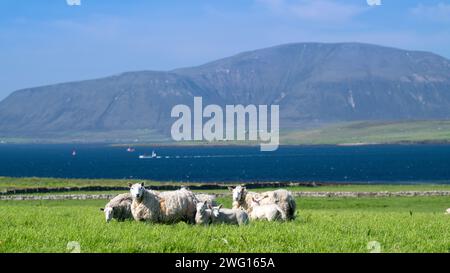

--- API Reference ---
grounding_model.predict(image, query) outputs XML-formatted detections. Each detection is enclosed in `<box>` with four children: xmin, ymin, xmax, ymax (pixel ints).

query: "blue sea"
<box><xmin>1</xmin><ymin>144</ymin><xmax>450</xmax><ymax>184</ymax></box>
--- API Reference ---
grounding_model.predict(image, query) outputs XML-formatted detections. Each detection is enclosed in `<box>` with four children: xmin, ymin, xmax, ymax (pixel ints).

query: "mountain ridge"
<box><xmin>1</xmin><ymin>42</ymin><xmax>450</xmax><ymax>141</ymax></box>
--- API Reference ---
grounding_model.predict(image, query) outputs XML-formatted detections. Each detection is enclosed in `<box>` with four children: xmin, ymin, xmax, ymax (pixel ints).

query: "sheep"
<box><xmin>100</xmin><ymin>193</ymin><xmax>133</xmax><ymax>222</ymax></box>
<box><xmin>445</xmin><ymin>208</ymin><xmax>450</xmax><ymax>215</ymax></box>
<box><xmin>129</xmin><ymin>183</ymin><xmax>197</xmax><ymax>224</ymax></box>
<box><xmin>179</xmin><ymin>186</ymin><xmax>217</xmax><ymax>207</ymax></box>
<box><xmin>248</xmin><ymin>196</ymin><xmax>286</xmax><ymax>221</ymax></box>
<box><xmin>195</xmin><ymin>201</ymin><xmax>212</xmax><ymax>225</ymax></box>
<box><xmin>211</xmin><ymin>205</ymin><xmax>249</xmax><ymax>226</ymax></box>
<box><xmin>194</xmin><ymin>193</ymin><xmax>217</xmax><ymax>207</ymax></box>
<box><xmin>229</xmin><ymin>185</ymin><xmax>296</xmax><ymax>220</ymax></box>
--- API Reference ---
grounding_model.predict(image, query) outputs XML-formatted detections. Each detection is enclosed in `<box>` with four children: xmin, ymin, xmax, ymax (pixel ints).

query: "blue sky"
<box><xmin>0</xmin><ymin>0</ymin><xmax>449</xmax><ymax>100</ymax></box>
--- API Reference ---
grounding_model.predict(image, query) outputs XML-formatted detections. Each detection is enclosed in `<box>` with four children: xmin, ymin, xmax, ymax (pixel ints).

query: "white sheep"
<box><xmin>100</xmin><ymin>193</ymin><xmax>133</xmax><ymax>222</ymax></box>
<box><xmin>179</xmin><ymin>186</ymin><xmax>217</xmax><ymax>207</ymax></box>
<box><xmin>445</xmin><ymin>208</ymin><xmax>450</xmax><ymax>215</ymax></box>
<box><xmin>129</xmin><ymin>183</ymin><xmax>197</xmax><ymax>224</ymax></box>
<box><xmin>211</xmin><ymin>205</ymin><xmax>249</xmax><ymax>226</ymax></box>
<box><xmin>195</xmin><ymin>201</ymin><xmax>212</xmax><ymax>225</ymax></box>
<box><xmin>229</xmin><ymin>185</ymin><xmax>296</xmax><ymax>220</ymax></box>
<box><xmin>248</xmin><ymin>196</ymin><xmax>286</xmax><ymax>221</ymax></box>
<box><xmin>194</xmin><ymin>193</ymin><xmax>217</xmax><ymax>207</ymax></box>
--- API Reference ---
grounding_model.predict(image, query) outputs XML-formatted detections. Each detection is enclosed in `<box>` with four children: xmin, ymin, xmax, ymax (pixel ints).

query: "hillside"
<box><xmin>1</xmin><ymin>42</ymin><xmax>450</xmax><ymax>142</ymax></box>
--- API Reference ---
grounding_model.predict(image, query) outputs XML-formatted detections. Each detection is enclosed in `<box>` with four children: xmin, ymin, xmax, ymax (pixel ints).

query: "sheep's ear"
<box><xmin>227</xmin><ymin>186</ymin><xmax>234</xmax><ymax>191</ymax></box>
<box><xmin>203</xmin><ymin>201</ymin><xmax>208</xmax><ymax>205</ymax></box>
<box><xmin>208</xmin><ymin>204</ymin><xmax>212</xmax><ymax>209</ymax></box>
<box><xmin>100</xmin><ymin>208</ymin><xmax>104</xmax><ymax>211</ymax></box>
<box><xmin>218</xmin><ymin>204</ymin><xmax>223</xmax><ymax>209</ymax></box>
<box><xmin>128</xmin><ymin>183</ymin><xmax>132</xmax><ymax>188</ymax></box>
<box><xmin>141</xmin><ymin>182</ymin><xmax>145</xmax><ymax>187</ymax></box>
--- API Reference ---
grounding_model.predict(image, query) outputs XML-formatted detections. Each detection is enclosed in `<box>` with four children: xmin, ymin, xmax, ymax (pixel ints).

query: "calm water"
<box><xmin>0</xmin><ymin>144</ymin><xmax>450</xmax><ymax>184</ymax></box>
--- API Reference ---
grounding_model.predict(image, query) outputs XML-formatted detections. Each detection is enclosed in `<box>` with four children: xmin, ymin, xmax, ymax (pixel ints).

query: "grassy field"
<box><xmin>4</xmin><ymin>120</ymin><xmax>450</xmax><ymax>145</ymax></box>
<box><xmin>281</xmin><ymin>120</ymin><xmax>450</xmax><ymax>145</ymax></box>
<box><xmin>1</xmin><ymin>195</ymin><xmax>450</xmax><ymax>253</ymax></box>
<box><xmin>3</xmin><ymin>176</ymin><xmax>450</xmax><ymax>193</ymax></box>
<box><xmin>1</xmin><ymin>177</ymin><xmax>450</xmax><ymax>253</ymax></box>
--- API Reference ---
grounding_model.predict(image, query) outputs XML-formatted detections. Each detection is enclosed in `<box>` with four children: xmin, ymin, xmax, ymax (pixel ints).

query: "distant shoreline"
<box><xmin>110</xmin><ymin>140</ymin><xmax>450</xmax><ymax>148</ymax></box>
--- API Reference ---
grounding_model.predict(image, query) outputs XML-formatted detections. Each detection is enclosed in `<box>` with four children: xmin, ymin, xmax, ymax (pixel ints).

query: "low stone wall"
<box><xmin>2</xmin><ymin>191</ymin><xmax>450</xmax><ymax>201</ymax></box>
<box><xmin>0</xmin><ymin>194</ymin><xmax>116</xmax><ymax>201</ymax></box>
<box><xmin>0</xmin><ymin>182</ymin><xmax>323</xmax><ymax>196</ymax></box>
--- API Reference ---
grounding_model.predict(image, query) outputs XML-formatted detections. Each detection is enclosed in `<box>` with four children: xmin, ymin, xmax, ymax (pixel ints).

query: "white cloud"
<box><xmin>66</xmin><ymin>0</ymin><xmax>81</xmax><ymax>6</ymax></box>
<box><xmin>257</xmin><ymin>0</ymin><xmax>367</xmax><ymax>23</ymax></box>
<box><xmin>410</xmin><ymin>3</ymin><xmax>450</xmax><ymax>22</ymax></box>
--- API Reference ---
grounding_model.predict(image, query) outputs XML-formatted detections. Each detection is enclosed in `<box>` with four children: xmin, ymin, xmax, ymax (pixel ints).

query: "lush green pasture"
<box><xmin>1</xmin><ymin>196</ymin><xmax>449</xmax><ymax>253</ymax></box>
<box><xmin>281</xmin><ymin>120</ymin><xmax>450</xmax><ymax>145</ymax></box>
<box><xmin>2</xmin><ymin>176</ymin><xmax>450</xmax><ymax>193</ymax></box>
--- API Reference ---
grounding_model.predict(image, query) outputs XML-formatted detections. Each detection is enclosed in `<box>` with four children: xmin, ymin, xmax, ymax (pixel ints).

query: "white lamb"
<box><xmin>129</xmin><ymin>183</ymin><xmax>197</xmax><ymax>224</ymax></box>
<box><xmin>195</xmin><ymin>201</ymin><xmax>212</xmax><ymax>225</ymax></box>
<box><xmin>100</xmin><ymin>193</ymin><xmax>133</xmax><ymax>222</ymax></box>
<box><xmin>211</xmin><ymin>205</ymin><xmax>249</xmax><ymax>226</ymax></box>
<box><xmin>248</xmin><ymin>197</ymin><xmax>286</xmax><ymax>221</ymax></box>
<box><xmin>229</xmin><ymin>185</ymin><xmax>296</xmax><ymax>220</ymax></box>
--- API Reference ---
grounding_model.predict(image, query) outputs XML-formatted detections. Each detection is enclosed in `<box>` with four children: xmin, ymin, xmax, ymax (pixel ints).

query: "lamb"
<box><xmin>229</xmin><ymin>185</ymin><xmax>296</xmax><ymax>220</ymax></box>
<box><xmin>211</xmin><ymin>205</ymin><xmax>249</xmax><ymax>226</ymax></box>
<box><xmin>248</xmin><ymin>197</ymin><xmax>286</xmax><ymax>221</ymax></box>
<box><xmin>100</xmin><ymin>193</ymin><xmax>133</xmax><ymax>222</ymax></box>
<box><xmin>129</xmin><ymin>183</ymin><xmax>197</xmax><ymax>224</ymax></box>
<box><xmin>195</xmin><ymin>201</ymin><xmax>212</xmax><ymax>225</ymax></box>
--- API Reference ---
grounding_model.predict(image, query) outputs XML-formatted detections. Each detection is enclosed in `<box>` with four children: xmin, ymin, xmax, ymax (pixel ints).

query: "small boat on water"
<box><xmin>139</xmin><ymin>150</ymin><xmax>157</xmax><ymax>159</ymax></box>
<box><xmin>126</xmin><ymin>147</ymin><xmax>135</xmax><ymax>152</ymax></box>
<box><xmin>72</xmin><ymin>149</ymin><xmax>77</xmax><ymax>156</ymax></box>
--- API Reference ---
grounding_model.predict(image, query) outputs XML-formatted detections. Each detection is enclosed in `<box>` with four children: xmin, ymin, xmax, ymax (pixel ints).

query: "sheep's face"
<box><xmin>211</xmin><ymin>205</ymin><xmax>222</xmax><ymax>218</ymax></box>
<box><xmin>130</xmin><ymin>183</ymin><xmax>145</xmax><ymax>200</ymax></box>
<box><xmin>104</xmin><ymin>207</ymin><xmax>114</xmax><ymax>222</ymax></box>
<box><xmin>232</xmin><ymin>186</ymin><xmax>246</xmax><ymax>203</ymax></box>
<box><xmin>196</xmin><ymin>202</ymin><xmax>207</xmax><ymax>214</ymax></box>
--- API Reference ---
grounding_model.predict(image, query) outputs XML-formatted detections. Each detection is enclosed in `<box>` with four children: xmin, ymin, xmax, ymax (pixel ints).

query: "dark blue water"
<box><xmin>0</xmin><ymin>144</ymin><xmax>450</xmax><ymax>184</ymax></box>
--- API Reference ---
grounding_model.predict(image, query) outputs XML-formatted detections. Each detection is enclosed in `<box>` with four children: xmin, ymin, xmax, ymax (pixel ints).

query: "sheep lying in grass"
<box><xmin>100</xmin><ymin>193</ymin><xmax>133</xmax><ymax>222</ymax></box>
<box><xmin>194</xmin><ymin>193</ymin><xmax>217</xmax><ymax>207</ymax></box>
<box><xmin>129</xmin><ymin>183</ymin><xmax>197</xmax><ymax>224</ymax></box>
<box><xmin>248</xmin><ymin>197</ymin><xmax>286</xmax><ymax>221</ymax></box>
<box><xmin>211</xmin><ymin>205</ymin><xmax>249</xmax><ymax>226</ymax></box>
<box><xmin>229</xmin><ymin>185</ymin><xmax>296</xmax><ymax>220</ymax></box>
<box><xmin>195</xmin><ymin>201</ymin><xmax>212</xmax><ymax>225</ymax></box>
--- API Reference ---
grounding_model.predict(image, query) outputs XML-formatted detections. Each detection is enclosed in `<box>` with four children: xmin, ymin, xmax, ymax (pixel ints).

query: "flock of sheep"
<box><xmin>100</xmin><ymin>183</ymin><xmax>296</xmax><ymax>225</ymax></box>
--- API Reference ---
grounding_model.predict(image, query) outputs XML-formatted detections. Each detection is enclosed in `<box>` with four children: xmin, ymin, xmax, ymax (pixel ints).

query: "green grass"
<box><xmin>1</xmin><ymin>196</ymin><xmax>450</xmax><ymax>253</ymax></box>
<box><xmin>3</xmin><ymin>120</ymin><xmax>450</xmax><ymax>145</ymax></box>
<box><xmin>2</xmin><ymin>177</ymin><xmax>450</xmax><ymax>194</ymax></box>
<box><xmin>0</xmin><ymin>177</ymin><xmax>169</xmax><ymax>192</ymax></box>
<box><xmin>281</xmin><ymin>120</ymin><xmax>450</xmax><ymax>145</ymax></box>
